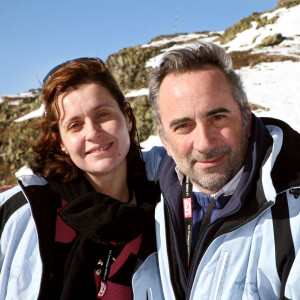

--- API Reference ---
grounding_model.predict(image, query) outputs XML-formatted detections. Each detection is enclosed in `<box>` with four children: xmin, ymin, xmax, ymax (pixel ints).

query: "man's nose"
<box><xmin>193</xmin><ymin>123</ymin><xmax>215</xmax><ymax>153</ymax></box>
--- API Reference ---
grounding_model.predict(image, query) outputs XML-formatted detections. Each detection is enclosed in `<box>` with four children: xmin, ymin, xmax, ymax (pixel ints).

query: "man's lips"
<box><xmin>194</xmin><ymin>154</ymin><xmax>225</xmax><ymax>167</ymax></box>
<box><xmin>86</xmin><ymin>142</ymin><xmax>113</xmax><ymax>154</ymax></box>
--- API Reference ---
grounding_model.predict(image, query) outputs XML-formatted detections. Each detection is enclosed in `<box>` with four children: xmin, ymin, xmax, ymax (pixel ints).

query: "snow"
<box><xmin>125</xmin><ymin>88</ymin><xmax>148</xmax><ymax>98</ymax></box>
<box><xmin>145</xmin><ymin>32</ymin><xmax>221</xmax><ymax>69</ymax></box>
<box><xmin>1</xmin><ymin>91</ymin><xmax>37</xmax><ymax>99</ymax></box>
<box><xmin>142</xmin><ymin>33</ymin><xmax>203</xmax><ymax>48</ymax></box>
<box><xmin>238</xmin><ymin>60</ymin><xmax>300</xmax><ymax>132</ymax></box>
<box><xmin>8</xmin><ymin>100</ymin><xmax>23</xmax><ymax>106</ymax></box>
<box><xmin>14</xmin><ymin>104</ymin><xmax>45</xmax><ymax>122</ymax></box>
<box><xmin>130</xmin><ymin>58</ymin><xmax>300</xmax><ymax>133</ymax></box>
<box><xmin>141</xmin><ymin>32</ymin><xmax>222</xmax><ymax>49</ymax></box>
<box><xmin>140</xmin><ymin>135</ymin><xmax>163</xmax><ymax>151</ymax></box>
<box><xmin>224</xmin><ymin>5</ymin><xmax>300</xmax><ymax>53</ymax></box>
<box><xmin>141</xmin><ymin>4</ymin><xmax>300</xmax><ymax>134</ymax></box>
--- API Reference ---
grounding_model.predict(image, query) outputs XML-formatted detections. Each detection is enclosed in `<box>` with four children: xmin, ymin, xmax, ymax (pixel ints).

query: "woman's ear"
<box><xmin>54</xmin><ymin>133</ymin><xmax>69</xmax><ymax>154</ymax></box>
<box><xmin>127</xmin><ymin>115</ymin><xmax>133</xmax><ymax>132</ymax></box>
<box><xmin>124</xmin><ymin>102</ymin><xmax>133</xmax><ymax>132</ymax></box>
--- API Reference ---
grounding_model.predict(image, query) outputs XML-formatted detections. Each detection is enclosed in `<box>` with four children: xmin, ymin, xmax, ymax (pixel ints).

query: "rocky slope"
<box><xmin>0</xmin><ymin>0</ymin><xmax>299</xmax><ymax>185</ymax></box>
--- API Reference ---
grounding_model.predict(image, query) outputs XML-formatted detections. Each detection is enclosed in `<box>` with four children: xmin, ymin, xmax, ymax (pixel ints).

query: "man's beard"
<box><xmin>187</xmin><ymin>146</ymin><xmax>238</xmax><ymax>191</ymax></box>
<box><xmin>171</xmin><ymin>132</ymin><xmax>249</xmax><ymax>193</ymax></box>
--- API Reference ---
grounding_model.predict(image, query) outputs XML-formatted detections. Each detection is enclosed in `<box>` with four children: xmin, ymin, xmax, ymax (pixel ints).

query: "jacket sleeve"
<box><xmin>284</xmin><ymin>251</ymin><xmax>300</xmax><ymax>299</ymax></box>
<box><xmin>142</xmin><ymin>146</ymin><xmax>167</xmax><ymax>183</ymax></box>
<box><xmin>0</xmin><ymin>185</ymin><xmax>41</xmax><ymax>300</ymax></box>
<box><xmin>0</xmin><ymin>186</ymin><xmax>26</xmax><ymax>298</ymax></box>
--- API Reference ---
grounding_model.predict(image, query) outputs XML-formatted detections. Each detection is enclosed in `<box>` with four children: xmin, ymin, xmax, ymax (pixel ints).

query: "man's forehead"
<box><xmin>158</xmin><ymin>68</ymin><xmax>234</xmax><ymax>105</ymax></box>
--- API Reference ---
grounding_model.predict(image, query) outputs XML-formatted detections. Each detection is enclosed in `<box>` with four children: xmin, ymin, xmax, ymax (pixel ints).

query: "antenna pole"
<box><xmin>174</xmin><ymin>12</ymin><xmax>179</xmax><ymax>34</ymax></box>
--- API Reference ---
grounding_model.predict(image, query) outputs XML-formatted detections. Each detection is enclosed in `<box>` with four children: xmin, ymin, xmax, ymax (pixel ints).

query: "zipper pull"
<box><xmin>289</xmin><ymin>188</ymin><xmax>300</xmax><ymax>199</ymax></box>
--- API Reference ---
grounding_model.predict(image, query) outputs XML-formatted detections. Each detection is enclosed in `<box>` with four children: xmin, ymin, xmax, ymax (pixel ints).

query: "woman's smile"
<box><xmin>86</xmin><ymin>142</ymin><xmax>113</xmax><ymax>155</ymax></box>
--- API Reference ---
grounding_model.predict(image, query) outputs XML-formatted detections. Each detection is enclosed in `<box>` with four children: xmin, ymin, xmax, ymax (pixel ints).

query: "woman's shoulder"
<box><xmin>18</xmin><ymin>174</ymin><xmax>48</xmax><ymax>187</ymax></box>
<box><xmin>0</xmin><ymin>175</ymin><xmax>48</xmax><ymax>211</ymax></box>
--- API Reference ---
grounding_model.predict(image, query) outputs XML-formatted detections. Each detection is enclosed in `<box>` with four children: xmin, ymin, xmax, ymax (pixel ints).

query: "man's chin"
<box><xmin>192</xmin><ymin>172</ymin><xmax>230</xmax><ymax>193</ymax></box>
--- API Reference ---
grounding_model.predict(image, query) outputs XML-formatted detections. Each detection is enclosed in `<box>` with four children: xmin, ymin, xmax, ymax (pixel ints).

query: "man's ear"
<box><xmin>158</xmin><ymin>126</ymin><xmax>173</xmax><ymax>157</ymax></box>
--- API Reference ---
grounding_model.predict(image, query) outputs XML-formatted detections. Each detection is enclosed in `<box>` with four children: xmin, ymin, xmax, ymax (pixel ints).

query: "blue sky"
<box><xmin>0</xmin><ymin>0</ymin><xmax>279</xmax><ymax>95</ymax></box>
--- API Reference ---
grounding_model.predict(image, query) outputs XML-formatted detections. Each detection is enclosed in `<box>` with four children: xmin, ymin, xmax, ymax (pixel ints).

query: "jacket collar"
<box><xmin>262</xmin><ymin>117</ymin><xmax>300</xmax><ymax>192</ymax></box>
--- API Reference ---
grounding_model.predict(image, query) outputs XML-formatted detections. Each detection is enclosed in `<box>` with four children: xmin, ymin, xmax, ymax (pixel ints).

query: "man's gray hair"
<box><xmin>148</xmin><ymin>42</ymin><xmax>250</xmax><ymax>134</ymax></box>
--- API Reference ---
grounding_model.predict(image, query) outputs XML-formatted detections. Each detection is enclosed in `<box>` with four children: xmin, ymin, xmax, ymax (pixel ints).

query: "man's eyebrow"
<box><xmin>169</xmin><ymin>117</ymin><xmax>191</xmax><ymax>129</ymax></box>
<box><xmin>168</xmin><ymin>108</ymin><xmax>230</xmax><ymax>129</ymax></box>
<box><xmin>205</xmin><ymin>108</ymin><xmax>230</xmax><ymax>117</ymax></box>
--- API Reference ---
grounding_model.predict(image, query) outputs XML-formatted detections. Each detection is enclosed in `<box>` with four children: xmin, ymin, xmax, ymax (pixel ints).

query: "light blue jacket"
<box><xmin>133</xmin><ymin>121</ymin><xmax>300</xmax><ymax>300</ymax></box>
<box><xmin>0</xmin><ymin>176</ymin><xmax>47</xmax><ymax>300</ymax></box>
<box><xmin>0</xmin><ymin>147</ymin><xmax>168</xmax><ymax>300</ymax></box>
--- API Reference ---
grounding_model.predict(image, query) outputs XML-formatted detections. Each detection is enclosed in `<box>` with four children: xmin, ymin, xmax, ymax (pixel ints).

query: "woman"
<box><xmin>0</xmin><ymin>58</ymin><xmax>163</xmax><ymax>299</ymax></box>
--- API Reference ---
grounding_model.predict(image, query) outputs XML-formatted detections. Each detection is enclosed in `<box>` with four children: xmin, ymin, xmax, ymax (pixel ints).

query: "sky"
<box><xmin>0</xmin><ymin>0</ymin><xmax>279</xmax><ymax>95</ymax></box>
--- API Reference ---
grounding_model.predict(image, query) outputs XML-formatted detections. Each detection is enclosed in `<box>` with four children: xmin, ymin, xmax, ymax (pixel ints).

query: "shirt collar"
<box><xmin>175</xmin><ymin>165</ymin><xmax>244</xmax><ymax>199</ymax></box>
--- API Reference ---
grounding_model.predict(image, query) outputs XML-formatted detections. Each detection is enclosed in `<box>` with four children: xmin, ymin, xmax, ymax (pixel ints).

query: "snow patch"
<box><xmin>14</xmin><ymin>104</ymin><xmax>45</xmax><ymax>122</ymax></box>
<box><xmin>125</xmin><ymin>88</ymin><xmax>148</xmax><ymax>98</ymax></box>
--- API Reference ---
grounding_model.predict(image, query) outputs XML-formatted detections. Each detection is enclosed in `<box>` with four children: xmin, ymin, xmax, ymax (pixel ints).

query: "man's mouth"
<box><xmin>195</xmin><ymin>155</ymin><xmax>225</xmax><ymax>167</ymax></box>
<box><xmin>190</xmin><ymin>147</ymin><xmax>231</xmax><ymax>168</ymax></box>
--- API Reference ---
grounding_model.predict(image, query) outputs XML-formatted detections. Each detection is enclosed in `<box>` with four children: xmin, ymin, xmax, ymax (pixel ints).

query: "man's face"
<box><xmin>158</xmin><ymin>65</ymin><xmax>251</xmax><ymax>194</ymax></box>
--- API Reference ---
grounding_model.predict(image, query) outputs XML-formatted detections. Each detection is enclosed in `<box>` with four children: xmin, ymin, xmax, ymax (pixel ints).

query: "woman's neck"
<box><xmin>84</xmin><ymin>161</ymin><xmax>130</xmax><ymax>203</ymax></box>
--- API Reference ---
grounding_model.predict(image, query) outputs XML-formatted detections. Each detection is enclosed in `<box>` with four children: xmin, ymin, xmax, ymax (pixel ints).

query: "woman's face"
<box><xmin>57</xmin><ymin>83</ymin><xmax>132</xmax><ymax>181</ymax></box>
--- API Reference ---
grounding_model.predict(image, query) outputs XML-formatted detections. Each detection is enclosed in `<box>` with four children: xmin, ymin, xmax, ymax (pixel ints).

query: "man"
<box><xmin>133</xmin><ymin>42</ymin><xmax>300</xmax><ymax>299</ymax></box>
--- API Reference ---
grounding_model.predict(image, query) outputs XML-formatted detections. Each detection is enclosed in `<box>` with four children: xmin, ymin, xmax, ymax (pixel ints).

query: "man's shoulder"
<box><xmin>261</xmin><ymin>117</ymin><xmax>300</xmax><ymax>138</ymax></box>
<box><xmin>260</xmin><ymin>117</ymin><xmax>300</xmax><ymax>192</ymax></box>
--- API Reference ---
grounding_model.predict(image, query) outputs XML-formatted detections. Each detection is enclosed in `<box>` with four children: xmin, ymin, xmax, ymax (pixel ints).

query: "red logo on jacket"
<box><xmin>97</xmin><ymin>281</ymin><xmax>107</xmax><ymax>298</ymax></box>
<box><xmin>183</xmin><ymin>198</ymin><xmax>192</xmax><ymax>218</ymax></box>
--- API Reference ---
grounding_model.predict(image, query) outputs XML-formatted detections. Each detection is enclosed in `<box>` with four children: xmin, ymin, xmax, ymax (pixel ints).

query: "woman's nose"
<box><xmin>85</xmin><ymin>120</ymin><xmax>102</xmax><ymax>141</ymax></box>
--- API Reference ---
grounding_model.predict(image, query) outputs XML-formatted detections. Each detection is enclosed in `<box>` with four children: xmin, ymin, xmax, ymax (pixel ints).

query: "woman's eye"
<box><xmin>69</xmin><ymin>123</ymin><xmax>81</xmax><ymax>130</ymax></box>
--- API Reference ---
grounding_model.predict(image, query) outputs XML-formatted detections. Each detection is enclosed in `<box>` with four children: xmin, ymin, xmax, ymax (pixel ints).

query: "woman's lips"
<box><xmin>86</xmin><ymin>142</ymin><xmax>113</xmax><ymax>155</ymax></box>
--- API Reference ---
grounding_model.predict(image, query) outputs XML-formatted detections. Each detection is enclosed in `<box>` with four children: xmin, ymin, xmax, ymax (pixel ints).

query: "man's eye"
<box><xmin>174</xmin><ymin>123</ymin><xmax>188</xmax><ymax>131</ymax></box>
<box><xmin>214</xmin><ymin>114</ymin><xmax>225</xmax><ymax>120</ymax></box>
